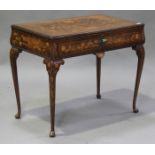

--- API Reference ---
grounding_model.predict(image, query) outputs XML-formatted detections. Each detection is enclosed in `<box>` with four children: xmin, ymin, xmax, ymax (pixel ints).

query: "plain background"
<box><xmin>0</xmin><ymin>11</ymin><xmax>155</xmax><ymax>143</ymax></box>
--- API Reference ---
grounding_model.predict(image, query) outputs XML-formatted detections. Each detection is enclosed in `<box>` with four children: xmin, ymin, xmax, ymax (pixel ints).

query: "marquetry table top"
<box><xmin>12</xmin><ymin>15</ymin><xmax>138</xmax><ymax>39</ymax></box>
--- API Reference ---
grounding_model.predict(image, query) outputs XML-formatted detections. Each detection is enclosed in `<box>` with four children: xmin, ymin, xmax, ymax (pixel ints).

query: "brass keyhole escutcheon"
<box><xmin>99</xmin><ymin>37</ymin><xmax>107</xmax><ymax>45</ymax></box>
<box><xmin>101</xmin><ymin>38</ymin><xmax>107</xmax><ymax>43</ymax></box>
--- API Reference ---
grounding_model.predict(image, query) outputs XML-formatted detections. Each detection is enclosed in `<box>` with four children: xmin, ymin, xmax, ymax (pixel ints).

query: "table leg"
<box><xmin>96</xmin><ymin>52</ymin><xmax>105</xmax><ymax>99</ymax></box>
<box><xmin>132</xmin><ymin>45</ymin><xmax>145</xmax><ymax>113</ymax></box>
<box><xmin>10</xmin><ymin>47</ymin><xmax>22</xmax><ymax>119</ymax></box>
<box><xmin>44</xmin><ymin>59</ymin><xmax>64</xmax><ymax>137</ymax></box>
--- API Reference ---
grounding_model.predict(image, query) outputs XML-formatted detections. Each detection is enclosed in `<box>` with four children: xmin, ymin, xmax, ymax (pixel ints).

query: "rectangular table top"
<box><xmin>12</xmin><ymin>15</ymin><xmax>140</xmax><ymax>39</ymax></box>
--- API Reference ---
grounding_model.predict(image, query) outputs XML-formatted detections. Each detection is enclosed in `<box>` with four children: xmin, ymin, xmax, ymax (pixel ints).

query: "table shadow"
<box><xmin>24</xmin><ymin>88</ymin><xmax>155</xmax><ymax>136</ymax></box>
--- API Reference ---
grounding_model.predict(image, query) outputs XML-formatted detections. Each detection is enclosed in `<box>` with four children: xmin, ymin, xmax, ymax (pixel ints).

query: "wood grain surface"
<box><xmin>12</xmin><ymin>15</ymin><xmax>138</xmax><ymax>38</ymax></box>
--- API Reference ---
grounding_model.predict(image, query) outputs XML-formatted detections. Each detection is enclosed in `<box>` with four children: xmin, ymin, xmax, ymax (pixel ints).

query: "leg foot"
<box><xmin>15</xmin><ymin>112</ymin><xmax>21</xmax><ymax>119</ymax></box>
<box><xmin>133</xmin><ymin>109</ymin><xmax>139</xmax><ymax>113</ymax></box>
<box><xmin>96</xmin><ymin>94</ymin><xmax>101</xmax><ymax>99</ymax></box>
<box><xmin>49</xmin><ymin>130</ymin><xmax>56</xmax><ymax>137</ymax></box>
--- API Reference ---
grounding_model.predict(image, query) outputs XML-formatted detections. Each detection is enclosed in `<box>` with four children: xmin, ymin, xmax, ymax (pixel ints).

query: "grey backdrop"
<box><xmin>0</xmin><ymin>11</ymin><xmax>155</xmax><ymax>143</ymax></box>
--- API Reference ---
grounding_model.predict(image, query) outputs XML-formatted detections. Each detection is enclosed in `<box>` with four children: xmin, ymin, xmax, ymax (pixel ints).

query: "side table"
<box><xmin>10</xmin><ymin>15</ymin><xmax>145</xmax><ymax>137</ymax></box>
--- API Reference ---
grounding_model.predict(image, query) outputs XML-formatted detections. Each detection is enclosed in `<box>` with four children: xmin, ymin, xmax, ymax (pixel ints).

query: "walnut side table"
<box><xmin>10</xmin><ymin>15</ymin><xmax>145</xmax><ymax>137</ymax></box>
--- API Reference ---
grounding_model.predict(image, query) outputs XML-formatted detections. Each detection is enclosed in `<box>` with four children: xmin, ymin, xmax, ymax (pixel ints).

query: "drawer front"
<box><xmin>57</xmin><ymin>36</ymin><xmax>103</xmax><ymax>58</ymax></box>
<box><xmin>57</xmin><ymin>26</ymin><xmax>145</xmax><ymax>59</ymax></box>
<box><xmin>11</xmin><ymin>29</ymin><xmax>51</xmax><ymax>58</ymax></box>
<box><xmin>103</xmin><ymin>27</ymin><xmax>145</xmax><ymax>50</ymax></box>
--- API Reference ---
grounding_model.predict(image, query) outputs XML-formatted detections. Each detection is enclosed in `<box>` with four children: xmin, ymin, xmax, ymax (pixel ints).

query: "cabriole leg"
<box><xmin>10</xmin><ymin>47</ymin><xmax>22</xmax><ymax>119</ymax></box>
<box><xmin>44</xmin><ymin>59</ymin><xmax>64</xmax><ymax>137</ymax></box>
<box><xmin>132</xmin><ymin>45</ymin><xmax>145</xmax><ymax>113</ymax></box>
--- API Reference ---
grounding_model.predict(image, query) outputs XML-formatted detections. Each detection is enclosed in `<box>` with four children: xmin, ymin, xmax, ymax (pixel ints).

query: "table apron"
<box><xmin>10</xmin><ymin>26</ymin><xmax>145</xmax><ymax>60</ymax></box>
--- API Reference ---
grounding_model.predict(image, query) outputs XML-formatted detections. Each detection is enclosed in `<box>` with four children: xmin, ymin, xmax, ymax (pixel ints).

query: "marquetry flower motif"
<box><xmin>60</xmin><ymin>39</ymin><xmax>99</xmax><ymax>53</ymax></box>
<box><xmin>11</xmin><ymin>31</ymin><xmax>51</xmax><ymax>56</ymax></box>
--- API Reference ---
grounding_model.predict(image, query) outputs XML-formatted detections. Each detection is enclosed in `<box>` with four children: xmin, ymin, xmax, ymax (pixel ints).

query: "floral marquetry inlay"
<box><xmin>12</xmin><ymin>15</ymin><xmax>136</xmax><ymax>38</ymax></box>
<box><xmin>103</xmin><ymin>30</ymin><xmax>144</xmax><ymax>50</ymax></box>
<box><xmin>59</xmin><ymin>38</ymin><xmax>100</xmax><ymax>53</ymax></box>
<box><xmin>11</xmin><ymin>31</ymin><xmax>51</xmax><ymax>57</ymax></box>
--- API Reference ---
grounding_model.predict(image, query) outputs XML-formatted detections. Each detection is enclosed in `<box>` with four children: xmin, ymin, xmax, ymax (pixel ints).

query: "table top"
<box><xmin>12</xmin><ymin>15</ymin><xmax>140</xmax><ymax>39</ymax></box>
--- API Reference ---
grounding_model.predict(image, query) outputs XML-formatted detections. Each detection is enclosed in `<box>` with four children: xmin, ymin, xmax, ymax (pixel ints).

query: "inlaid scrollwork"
<box><xmin>59</xmin><ymin>38</ymin><xmax>99</xmax><ymax>53</ymax></box>
<box><xmin>11</xmin><ymin>30</ymin><xmax>51</xmax><ymax>57</ymax></box>
<box><xmin>104</xmin><ymin>31</ymin><xmax>144</xmax><ymax>49</ymax></box>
